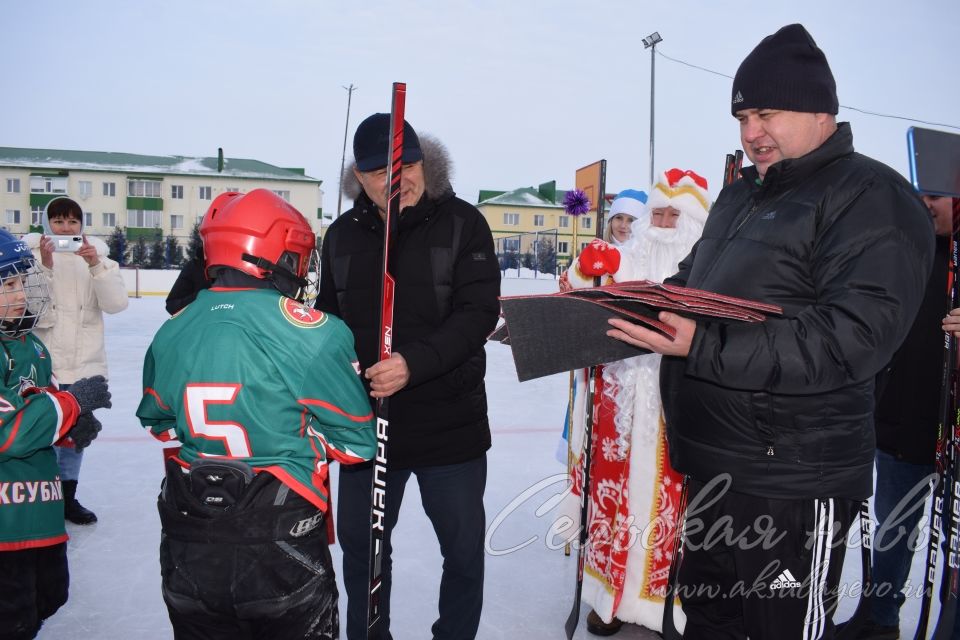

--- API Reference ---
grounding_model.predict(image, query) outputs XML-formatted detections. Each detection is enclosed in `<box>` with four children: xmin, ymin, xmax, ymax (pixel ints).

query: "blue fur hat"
<box><xmin>606</xmin><ymin>189</ymin><xmax>648</xmax><ymax>223</ymax></box>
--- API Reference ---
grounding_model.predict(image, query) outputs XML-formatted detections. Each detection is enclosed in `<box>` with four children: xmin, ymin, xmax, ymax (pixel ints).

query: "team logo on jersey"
<box><xmin>18</xmin><ymin>368</ymin><xmax>38</xmax><ymax>395</ymax></box>
<box><xmin>280</xmin><ymin>298</ymin><xmax>327</xmax><ymax>329</ymax></box>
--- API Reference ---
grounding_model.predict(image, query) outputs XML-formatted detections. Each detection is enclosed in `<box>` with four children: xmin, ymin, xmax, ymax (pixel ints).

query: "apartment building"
<box><xmin>0</xmin><ymin>147</ymin><xmax>324</xmax><ymax>242</ymax></box>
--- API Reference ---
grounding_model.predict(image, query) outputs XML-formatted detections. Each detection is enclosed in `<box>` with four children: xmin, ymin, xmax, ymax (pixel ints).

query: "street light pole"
<box><xmin>336</xmin><ymin>83</ymin><xmax>357</xmax><ymax>218</ymax></box>
<box><xmin>642</xmin><ymin>32</ymin><xmax>662</xmax><ymax>186</ymax></box>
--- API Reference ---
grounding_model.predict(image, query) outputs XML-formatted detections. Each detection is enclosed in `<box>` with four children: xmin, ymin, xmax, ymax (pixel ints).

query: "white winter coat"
<box><xmin>23</xmin><ymin>234</ymin><xmax>129</xmax><ymax>383</ymax></box>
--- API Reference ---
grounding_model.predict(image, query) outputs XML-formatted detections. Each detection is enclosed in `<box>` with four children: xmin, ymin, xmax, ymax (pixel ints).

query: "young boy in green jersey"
<box><xmin>137</xmin><ymin>190</ymin><xmax>376</xmax><ymax>640</ymax></box>
<box><xmin>0</xmin><ymin>229</ymin><xmax>112</xmax><ymax>638</ymax></box>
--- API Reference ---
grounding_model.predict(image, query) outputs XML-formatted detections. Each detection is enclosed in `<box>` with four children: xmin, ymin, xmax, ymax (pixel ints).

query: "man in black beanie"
<box><xmin>317</xmin><ymin>114</ymin><xmax>500</xmax><ymax>639</ymax></box>
<box><xmin>606</xmin><ymin>23</ymin><xmax>935</xmax><ymax>639</ymax></box>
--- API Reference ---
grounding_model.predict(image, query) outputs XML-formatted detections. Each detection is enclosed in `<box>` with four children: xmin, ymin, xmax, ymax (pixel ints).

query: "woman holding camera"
<box><xmin>23</xmin><ymin>196</ymin><xmax>128</xmax><ymax>525</ymax></box>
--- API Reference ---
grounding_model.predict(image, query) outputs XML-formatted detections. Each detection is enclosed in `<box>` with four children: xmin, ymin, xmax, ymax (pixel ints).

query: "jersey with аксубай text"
<box><xmin>0</xmin><ymin>333</ymin><xmax>81</xmax><ymax>550</ymax></box>
<box><xmin>136</xmin><ymin>287</ymin><xmax>376</xmax><ymax>512</ymax></box>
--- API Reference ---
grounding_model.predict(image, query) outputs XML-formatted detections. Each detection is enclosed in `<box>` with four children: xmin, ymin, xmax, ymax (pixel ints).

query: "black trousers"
<box><xmin>338</xmin><ymin>455</ymin><xmax>487</xmax><ymax>640</ymax></box>
<box><xmin>158</xmin><ymin>465</ymin><xmax>338</xmax><ymax>640</ymax></box>
<box><xmin>678</xmin><ymin>477</ymin><xmax>858</xmax><ymax>640</ymax></box>
<box><xmin>0</xmin><ymin>543</ymin><xmax>68</xmax><ymax>640</ymax></box>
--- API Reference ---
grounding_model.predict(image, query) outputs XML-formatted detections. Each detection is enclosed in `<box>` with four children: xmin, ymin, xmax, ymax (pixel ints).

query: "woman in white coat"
<box><xmin>24</xmin><ymin>196</ymin><xmax>128</xmax><ymax>524</ymax></box>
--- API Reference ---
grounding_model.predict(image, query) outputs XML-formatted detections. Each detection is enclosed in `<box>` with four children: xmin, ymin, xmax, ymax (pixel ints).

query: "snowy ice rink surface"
<box><xmin>37</xmin><ymin>276</ymin><xmax>937</xmax><ymax>640</ymax></box>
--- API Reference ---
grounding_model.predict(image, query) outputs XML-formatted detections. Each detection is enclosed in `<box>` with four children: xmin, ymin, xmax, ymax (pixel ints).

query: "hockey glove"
<box><xmin>67</xmin><ymin>375</ymin><xmax>112</xmax><ymax>413</ymax></box>
<box><xmin>577</xmin><ymin>238</ymin><xmax>621</xmax><ymax>277</ymax></box>
<box><xmin>70</xmin><ymin>413</ymin><xmax>103</xmax><ymax>452</ymax></box>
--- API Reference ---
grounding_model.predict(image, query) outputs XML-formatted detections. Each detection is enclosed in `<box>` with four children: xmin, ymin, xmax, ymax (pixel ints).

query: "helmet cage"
<box><xmin>0</xmin><ymin>239</ymin><xmax>51</xmax><ymax>339</ymax></box>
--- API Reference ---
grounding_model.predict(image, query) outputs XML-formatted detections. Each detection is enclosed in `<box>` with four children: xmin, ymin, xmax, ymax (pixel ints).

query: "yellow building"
<box><xmin>0</xmin><ymin>146</ymin><xmax>324</xmax><ymax>244</ymax></box>
<box><xmin>477</xmin><ymin>181</ymin><xmax>604</xmax><ymax>269</ymax></box>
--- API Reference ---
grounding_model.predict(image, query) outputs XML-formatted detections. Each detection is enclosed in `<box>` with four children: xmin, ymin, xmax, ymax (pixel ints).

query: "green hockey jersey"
<box><xmin>137</xmin><ymin>287</ymin><xmax>376</xmax><ymax>511</ymax></box>
<box><xmin>0</xmin><ymin>333</ymin><xmax>81</xmax><ymax>550</ymax></box>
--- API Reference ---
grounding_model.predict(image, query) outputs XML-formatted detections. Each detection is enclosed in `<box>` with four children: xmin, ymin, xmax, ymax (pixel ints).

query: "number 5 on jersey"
<box><xmin>185</xmin><ymin>384</ymin><xmax>252</xmax><ymax>457</ymax></box>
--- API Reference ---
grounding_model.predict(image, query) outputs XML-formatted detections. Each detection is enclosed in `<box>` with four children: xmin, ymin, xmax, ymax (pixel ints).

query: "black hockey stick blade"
<box><xmin>564</xmin><ymin>587</ymin><xmax>582</xmax><ymax>640</ymax></box>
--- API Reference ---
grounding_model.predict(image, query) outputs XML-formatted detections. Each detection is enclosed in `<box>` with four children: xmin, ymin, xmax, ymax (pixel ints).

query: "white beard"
<box><xmin>616</xmin><ymin>214</ymin><xmax>703</xmax><ymax>283</ymax></box>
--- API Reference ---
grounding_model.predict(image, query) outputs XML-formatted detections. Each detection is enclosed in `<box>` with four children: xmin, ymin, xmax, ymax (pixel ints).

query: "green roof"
<box><xmin>0</xmin><ymin>146</ymin><xmax>320</xmax><ymax>184</ymax></box>
<box><xmin>478</xmin><ymin>187</ymin><xmax>566</xmax><ymax>208</ymax></box>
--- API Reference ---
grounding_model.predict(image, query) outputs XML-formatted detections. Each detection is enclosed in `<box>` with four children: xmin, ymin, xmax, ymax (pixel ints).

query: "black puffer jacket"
<box><xmin>875</xmin><ymin>234</ymin><xmax>949</xmax><ymax>465</ymax></box>
<box><xmin>660</xmin><ymin>123</ymin><xmax>935</xmax><ymax>501</ymax></box>
<box><xmin>317</xmin><ymin>138</ymin><xmax>501</xmax><ymax>469</ymax></box>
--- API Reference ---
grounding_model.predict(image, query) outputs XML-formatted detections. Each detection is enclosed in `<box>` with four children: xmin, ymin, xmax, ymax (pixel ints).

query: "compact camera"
<box><xmin>51</xmin><ymin>235</ymin><xmax>83</xmax><ymax>252</ymax></box>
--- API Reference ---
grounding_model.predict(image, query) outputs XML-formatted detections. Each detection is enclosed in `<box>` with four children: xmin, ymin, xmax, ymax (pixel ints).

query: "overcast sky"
<box><xmin>4</xmin><ymin>0</ymin><xmax>958</xmax><ymax>212</ymax></box>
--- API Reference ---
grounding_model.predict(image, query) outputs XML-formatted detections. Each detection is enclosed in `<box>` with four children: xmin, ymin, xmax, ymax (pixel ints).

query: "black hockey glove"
<box><xmin>70</xmin><ymin>413</ymin><xmax>102</xmax><ymax>452</ymax></box>
<box><xmin>67</xmin><ymin>375</ymin><xmax>112</xmax><ymax>413</ymax></box>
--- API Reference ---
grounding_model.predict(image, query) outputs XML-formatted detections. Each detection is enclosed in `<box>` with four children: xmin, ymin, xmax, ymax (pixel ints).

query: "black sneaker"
<box><xmin>586</xmin><ymin>610</ymin><xmax>623</xmax><ymax>637</ymax></box>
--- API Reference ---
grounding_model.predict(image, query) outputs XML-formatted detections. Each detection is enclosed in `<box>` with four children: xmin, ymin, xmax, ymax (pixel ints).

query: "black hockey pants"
<box><xmin>157</xmin><ymin>459</ymin><xmax>337</xmax><ymax>640</ymax></box>
<box><xmin>0</xmin><ymin>542</ymin><xmax>68</xmax><ymax>640</ymax></box>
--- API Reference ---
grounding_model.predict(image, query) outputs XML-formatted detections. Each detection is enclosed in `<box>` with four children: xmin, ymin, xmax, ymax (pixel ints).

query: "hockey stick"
<box><xmin>835</xmin><ymin>501</ymin><xmax>874</xmax><ymax>640</ymax></box>
<box><xmin>564</xmin><ymin>160</ymin><xmax>607</xmax><ymax>640</ymax></box>
<box><xmin>723</xmin><ymin>153</ymin><xmax>735</xmax><ymax>185</ymax></box>
<box><xmin>564</xmin><ymin>366</ymin><xmax>600</xmax><ymax>640</ymax></box>
<box><xmin>722</xmin><ymin>149</ymin><xmax>744</xmax><ymax>186</ymax></box>
<box><xmin>915</xmin><ymin>229</ymin><xmax>960</xmax><ymax>640</ymax></box>
<box><xmin>661</xmin><ymin>475</ymin><xmax>689</xmax><ymax>640</ymax></box>
<box><xmin>565</xmin><ymin>369</ymin><xmax>575</xmax><ymax>558</ymax></box>
<box><xmin>931</xmin><ymin>231</ymin><xmax>960</xmax><ymax>639</ymax></box>
<box><xmin>366</xmin><ymin>81</ymin><xmax>405</xmax><ymax>640</ymax></box>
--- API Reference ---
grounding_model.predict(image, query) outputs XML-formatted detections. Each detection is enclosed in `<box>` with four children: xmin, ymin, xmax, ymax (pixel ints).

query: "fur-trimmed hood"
<box><xmin>342</xmin><ymin>134</ymin><xmax>455</xmax><ymax>202</ymax></box>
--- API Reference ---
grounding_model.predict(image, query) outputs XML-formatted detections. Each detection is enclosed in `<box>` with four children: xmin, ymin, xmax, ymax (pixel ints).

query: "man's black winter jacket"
<box><xmin>317</xmin><ymin>188</ymin><xmax>500</xmax><ymax>469</ymax></box>
<box><xmin>874</xmin><ymin>235</ymin><xmax>948</xmax><ymax>465</ymax></box>
<box><xmin>661</xmin><ymin>123</ymin><xmax>935</xmax><ymax>501</ymax></box>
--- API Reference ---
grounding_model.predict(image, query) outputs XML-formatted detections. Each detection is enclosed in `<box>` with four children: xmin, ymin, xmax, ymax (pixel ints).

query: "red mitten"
<box><xmin>577</xmin><ymin>238</ymin><xmax>621</xmax><ymax>277</ymax></box>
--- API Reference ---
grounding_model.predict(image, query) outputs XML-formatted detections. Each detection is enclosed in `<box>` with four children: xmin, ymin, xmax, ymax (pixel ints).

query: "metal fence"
<box><xmin>495</xmin><ymin>228</ymin><xmax>561</xmax><ymax>277</ymax></box>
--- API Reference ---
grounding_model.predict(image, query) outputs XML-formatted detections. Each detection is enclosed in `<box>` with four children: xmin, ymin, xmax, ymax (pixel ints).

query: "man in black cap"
<box><xmin>603</xmin><ymin>24</ymin><xmax>935</xmax><ymax>639</ymax></box>
<box><xmin>317</xmin><ymin>114</ymin><xmax>500</xmax><ymax>639</ymax></box>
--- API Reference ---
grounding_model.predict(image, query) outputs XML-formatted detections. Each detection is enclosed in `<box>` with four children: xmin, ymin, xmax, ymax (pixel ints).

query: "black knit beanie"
<box><xmin>731</xmin><ymin>24</ymin><xmax>838</xmax><ymax>116</ymax></box>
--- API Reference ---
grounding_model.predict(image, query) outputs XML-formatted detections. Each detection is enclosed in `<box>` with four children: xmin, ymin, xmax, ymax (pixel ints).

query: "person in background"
<box><xmin>560</xmin><ymin>170</ymin><xmax>708</xmax><ymax>636</ymax></box>
<box><xmin>24</xmin><ymin>196</ymin><xmax>128</xmax><ymax>525</ymax></box>
<box><xmin>559</xmin><ymin>189</ymin><xmax>646</xmax><ymax>294</ymax></box>
<box><xmin>137</xmin><ymin>189</ymin><xmax>375</xmax><ymax>639</ymax></box>
<box><xmin>0</xmin><ymin>229</ymin><xmax>111</xmax><ymax>639</ymax></box>
<box><xmin>604</xmin><ymin>189</ymin><xmax>644</xmax><ymax>245</ymax></box>
<box><xmin>165</xmin><ymin>246</ymin><xmax>209</xmax><ymax>315</ymax></box>
<box><xmin>317</xmin><ymin>113</ymin><xmax>500</xmax><ymax>640</ymax></box>
<box><xmin>846</xmin><ymin>193</ymin><xmax>956</xmax><ymax>639</ymax></box>
<box><xmin>605</xmin><ymin>24</ymin><xmax>934</xmax><ymax>639</ymax></box>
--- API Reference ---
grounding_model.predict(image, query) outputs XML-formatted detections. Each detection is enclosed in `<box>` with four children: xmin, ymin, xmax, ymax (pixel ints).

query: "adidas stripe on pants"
<box><xmin>677</xmin><ymin>477</ymin><xmax>858</xmax><ymax>640</ymax></box>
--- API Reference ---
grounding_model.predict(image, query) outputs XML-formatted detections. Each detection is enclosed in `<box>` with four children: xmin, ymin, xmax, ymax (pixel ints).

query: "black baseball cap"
<box><xmin>353</xmin><ymin>113</ymin><xmax>423</xmax><ymax>172</ymax></box>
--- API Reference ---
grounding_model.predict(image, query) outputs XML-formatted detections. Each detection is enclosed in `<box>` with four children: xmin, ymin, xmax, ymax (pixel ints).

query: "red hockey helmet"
<box><xmin>199</xmin><ymin>189</ymin><xmax>317</xmax><ymax>299</ymax></box>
